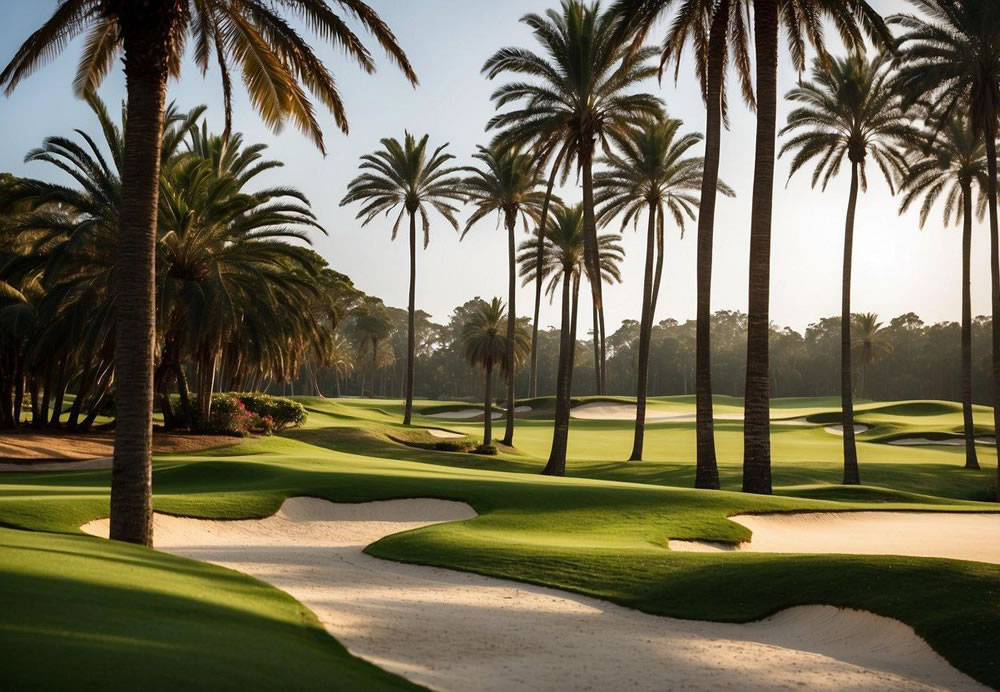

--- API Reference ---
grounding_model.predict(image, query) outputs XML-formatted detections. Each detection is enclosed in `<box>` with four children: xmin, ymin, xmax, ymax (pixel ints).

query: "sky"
<box><xmin>0</xmin><ymin>0</ymin><xmax>991</xmax><ymax>336</ymax></box>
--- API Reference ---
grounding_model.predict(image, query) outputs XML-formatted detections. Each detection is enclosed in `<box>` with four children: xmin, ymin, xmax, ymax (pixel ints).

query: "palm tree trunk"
<box><xmin>530</xmin><ymin>147</ymin><xmax>565</xmax><ymax>398</ymax></box>
<box><xmin>598</xmin><ymin>302</ymin><xmax>607</xmax><ymax>394</ymax></box>
<box><xmin>371</xmin><ymin>339</ymin><xmax>378</xmax><ymax>398</ymax></box>
<box><xmin>841</xmin><ymin>161</ymin><xmax>861</xmax><ymax>485</ymax></box>
<box><xmin>581</xmin><ymin>147</ymin><xmax>604</xmax><ymax>395</ymax></box>
<box><xmin>543</xmin><ymin>266</ymin><xmax>575</xmax><ymax>475</ymax></box>
<box><xmin>404</xmin><ymin>211</ymin><xmax>417</xmax><ymax>424</ymax></box>
<box><xmin>695</xmin><ymin>0</ymin><xmax>728</xmax><ymax>490</ymax></box>
<box><xmin>742</xmin><ymin>0</ymin><xmax>778</xmax><ymax>495</ymax></box>
<box><xmin>484</xmin><ymin>361</ymin><xmax>494</xmax><ymax>445</ymax></box>
<box><xmin>592</xmin><ymin>301</ymin><xmax>601</xmax><ymax>393</ymax></box>
<box><xmin>109</xmin><ymin>6</ymin><xmax>182</xmax><ymax>545</ymax></box>
<box><xmin>502</xmin><ymin>211</ymin><xmax>517</xmax><ymax>446</ymax></box>
<box><xmin>960</xmin><ymin>180</ymin><xmax>980</xmax><ymax>470</ymax></box>
<box><xmin>984</xmin><ymin>122</ymin><xmax>1000</xmax><ymax>501</ymax></box>
<box><xmin>629</xmin><ymin>201</ymin><xmax>658</xmax><ymax>461</ymax></box>
<box><xmin>49</xmin><ymin>359</ymin><xmax>68</xmax><ymax>427</ymax></box>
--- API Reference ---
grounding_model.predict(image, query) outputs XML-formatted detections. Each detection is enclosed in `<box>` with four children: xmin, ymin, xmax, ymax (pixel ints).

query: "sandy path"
<box><xmin>0</xmin><ymin>457</ymin><xmax>113</xmax><ymax>472</ymax></box>
<box><xmin>0</xmin><ymin>430</ymin><xmax>237</xmax><ymax>461</ymax></box>
<box><xmin>670</xmin><ymin>511</ymin><xmax>1000</xmax><ymax>565</ymax></box>
<box><xmin>83</xmin><ymin>498</ymin><xmax>982</xmax><ymax>691</ymax></box>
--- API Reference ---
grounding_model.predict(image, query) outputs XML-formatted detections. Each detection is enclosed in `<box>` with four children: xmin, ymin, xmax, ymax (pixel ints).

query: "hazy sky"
<box><xmin>0</xmin><ymin>0</ymin><xmax>990</xmax><ymax>336</ymax></box>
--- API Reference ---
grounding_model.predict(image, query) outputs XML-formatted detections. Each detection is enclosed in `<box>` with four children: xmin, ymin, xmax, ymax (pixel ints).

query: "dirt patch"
<box><xmin>0</xmin><ymin>429</ymin><xmax>240</xmax><ymax>462</ymax></box>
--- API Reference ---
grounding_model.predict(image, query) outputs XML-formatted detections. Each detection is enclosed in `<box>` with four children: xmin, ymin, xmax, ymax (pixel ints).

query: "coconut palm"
<box><xmin>462</xmin><ymin>145</ymin><xmax>545</xmax><ymax>446</ymax></box>
<box><xmin>610</xmin><ymin>0</ymin><xmax>753</xmax><ymax>489</ymax></box>
<box><xmin>898</xmin><ymin>114</ymin><xmax>989</xmax><ymax>469</ymax></box>
<box><xmin>0</xmin><ymin>0</ymin><xmax>415</xmax><ymax>545</ymax></box>
<box><xmin>738</xmin><ymin>0</ymin><xmax>889</xmax><ymax>495</ymax></box>
<box><xmin>517</xmin><ymin>204</ymin><xmax>624</xmax><ymax>475</ymax></box>
<box><xmin>341</xmin><ymin>132</ymin><xmax>465</xmax><ymax>425</ymax></box>
<box><xmin>596</xmin><ymin>116</ymin><xmax>733</xmax><ymax>461</ymax></box>
<box><xmin>779</xmin><ymin>52</ymin><xmax>911</xmax><ymax>485</ymax></box>
<box><xmin>483</xmin><ymin>0</ymin><xmax>664</xmax><ymax>397</ymax></box>
<box><xmin>851</xmin><ymin>313</ymin><xmax>893</xmax><ymax>400</ymax></box>
<box><xmin>461</xmin><ymin>298</ymin><xmax>531</xmax><ymax>445</ymax></box>
<box><xmin>891</xmin><ymin>0</ymin><xmax>1000</xmax><ymax>499</ymax></box>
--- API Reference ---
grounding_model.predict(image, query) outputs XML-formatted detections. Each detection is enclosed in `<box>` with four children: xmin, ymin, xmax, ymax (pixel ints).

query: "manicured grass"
<box><xmin>1</xmin><ymin>395</ymin><xmax>998</xmax><ymax>688</ymax></box>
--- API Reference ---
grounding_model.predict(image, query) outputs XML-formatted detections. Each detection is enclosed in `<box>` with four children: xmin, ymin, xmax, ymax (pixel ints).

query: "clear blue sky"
<box><xmin>0</xmin><ymin>0</ymin><xmax>989</xmax><ymax>335</ymax></box>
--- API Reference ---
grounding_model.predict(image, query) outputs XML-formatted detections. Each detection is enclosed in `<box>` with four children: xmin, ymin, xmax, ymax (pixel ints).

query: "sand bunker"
<box><xmin>569</xmin><ymin>402</ymin><xmax>745</xmax><ymax>422</ymax></box>
<box><xmin>825</xmin><ymin>424</ymin><xmax>869</xmax><ymax>436</ymax></box>
<box><xmin>426</xmin><ymin>429</ymin><xmax>465</xmax><ymax>439</ymax></box>
<box><xmin>83</xmin><ymin>498</ymin><xmax>982</xmax><ymax>691</ymax></box>
<box><xmin>425</xmin><ymin>409</ymin><xmax>502</xmax><ymax>420</ymax></box>
<box><xmin>888</xmin><ymin>436</ymin><xmax>994</xmax><ymax>447</ymax></box>
<box><xmin>0</xmin><ymin>457</ymin><xmax>113</xmax><ymax>472</ymax></box>
<box><xmin>670</xmin><ymin>511</ymin><xmax>1000</xmax><ymax>565</ymax></box>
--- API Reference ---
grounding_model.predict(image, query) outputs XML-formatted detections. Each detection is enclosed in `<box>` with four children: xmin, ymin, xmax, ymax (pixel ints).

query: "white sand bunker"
<box><xmin>825</xmin><ymin>424</ymin><xmax>869</xmax><ymax>436</ymax></box>
<box><xmin>0</xmin><ymin>457</ymin><xmax>112</xmax><ymax>472</ymax></box>
<box><xmin>569</xmin><ymin>402</ymin><xmax>743</xmax><ymax>422</ymax></box>
<box><xmin>888</xmin><ymin>436</ymin><xmax>994</xmax><ymax>447</ymax></box>
<box><xmin>670</xmin><ymin>511</ymin><xmax>1000</xmax><ymax>566</ymax></box>
<box><xmin>83</xmin><ymin>498</ymin><xmax>982</xmax><ymax>691</ymax></box>
<box><xmin>426</xmin><ymin>429</ymin><xmax>465</xmax><ymax>439</ymax></box>
<box><xmin>425</xmin><ymin>408</ymin><xmax>502</xmax><ymax>420</ymax></box>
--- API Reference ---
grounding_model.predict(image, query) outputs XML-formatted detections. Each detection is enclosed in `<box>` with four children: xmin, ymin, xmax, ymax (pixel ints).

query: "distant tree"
<box><xmin>852</xmin><ymin>313</ymin><xmax>894</xmax><ymax>400</ymax></box>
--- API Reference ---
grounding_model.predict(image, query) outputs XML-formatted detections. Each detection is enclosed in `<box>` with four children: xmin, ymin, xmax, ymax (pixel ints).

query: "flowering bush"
<box><xmin>195</xmin><ymin>393</ymin><xmax>306</xmax><ymax>436</ymax></box>
<box><xmin>232</xmin><ymin>393</ymin><xmax>307</xmax><ymax>431</ymax></box>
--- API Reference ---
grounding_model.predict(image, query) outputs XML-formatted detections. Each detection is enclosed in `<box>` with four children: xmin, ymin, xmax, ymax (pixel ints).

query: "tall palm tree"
<box><xmin>596</xmin><ymin>116</ymin><xmax>733</xmax><ymax>461</ymax></box>
<box><xmin>779</xmin><ymin>52</ymin><xmax>910</xmax><ymax>485</ymax></box>
<box><xmin>851</xmin><ymin>313</ymin><xmax>893</xmax><ymax>400</ymax></box>
<box><xmin>891</xmin><ymin>0</ymin><xmax>1000</xmax><ymax>499</ymax></box>
<box><xmin>461</xmin><ymin>297</ymin><xmax>531</xmax><ymax>445</ymax></box>
<box><xmin>611</xmin><ymin>0</ymin><xmax>753</xmax><ymax>492</ymax></box>
<box><xmin>462</xmin><ymin>145</ymin><xmax>545</xmax><ymax>446</ymax></box>
<box><xmin>898</xmin><ymin>114</ymin><xmax>988</xmax><ymax>469</ymax></box>
<box><xmin>351</xmin><ymin>298</ymin><xmax>393</xmax><ymax>398</ymax></box>
<box><xmin>341</xmin><ymin>132</ymin><xmax>464</xmax><ymax>425</ymax></box>
<box><xmin>483</xmin><ymin>0</ymin><xmax>663</xmax><ymax>397</ymax></box>
<box><xmin>517</xmin><ymin>204</ymin><xmax>624</xmax><ymax>475</ymax></box>
<box><xmin>738</xmin><ymin>0</ymin><xmax>889</xmax><ymax>495</ymax></box>
<box><xmin>0</xmin><ymin>0</ymin><xmax>415</xmax><ymax>546</ymax></box>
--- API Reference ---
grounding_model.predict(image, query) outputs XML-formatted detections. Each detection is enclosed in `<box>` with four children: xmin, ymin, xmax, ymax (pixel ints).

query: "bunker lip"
<box><xmin>83</xmin><ymin>498</ymin><xmax>985</xmax><ymax>692</ymax></box>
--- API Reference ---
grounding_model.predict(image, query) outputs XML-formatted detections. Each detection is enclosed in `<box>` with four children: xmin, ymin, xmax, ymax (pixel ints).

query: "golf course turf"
<box><xmin>1</xmin><ymin>395</ymin><xmax>998</xmax><ymax>689</ymax></box>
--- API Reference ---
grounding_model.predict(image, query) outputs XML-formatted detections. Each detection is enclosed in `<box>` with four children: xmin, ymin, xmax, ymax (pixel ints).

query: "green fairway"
<box><xmin>1</xmin><ymin>396</ymin><xmax>998</xmax><ymax>689</ymax></box>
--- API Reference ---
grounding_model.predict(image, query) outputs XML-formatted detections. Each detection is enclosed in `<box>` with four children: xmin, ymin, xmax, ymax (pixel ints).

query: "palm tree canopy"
<box><xmin>851</xmin><ymin>312</ymin><xmax>894</xmax><ymax>366</ymax></box>
<box><xmin>0</xmin><ymin>0</ymin><xmax>418</xmax><ymax>152</ymax></box>
<box><xmin>779</xmin><ymin>52</ymin><xmax>912</xmax><ymax>192</ymax></box>
<box><xmin>340</xmin><ymin>131</ymin><xmax>465</xmax><ymax>247</ymax></box>
<box><xmin>890</xmin><ymin>0</ymin><xmax>1000</xmax><ymax>136</ymax></box>
<box><xmin>595</xmin><ymin>116</ymin><xmax>734</xmax><ymax>234</ymax></box>
<box><xmin>482</xmin><ymin>0</ymin><xmax>665</xmax><ymax>174</ymax></box>
<box><xmin>898</xmin><ymin>113</ymin><xmax>990</xmax><ymax>227</ymax></box>
<box><xmin>461</xmin><ymin>297</ymin><xmax>530</xmax><ymax>375</ymax></box>
<box><xmin>517</xmin><ymin>203</ymin><xmax>624</xmax><ymax>299</ymax></box>
<box><xmin>461</xmin><ymin>145</ymin><xmax>547</xmax><ymax>238</ymax></box>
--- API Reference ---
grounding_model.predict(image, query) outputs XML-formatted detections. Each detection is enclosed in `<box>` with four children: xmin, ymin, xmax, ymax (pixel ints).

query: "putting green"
<box><xmin>0</xmin><ymin>395</ymin><xmax>997</xmax><ymax>689</ymax></box>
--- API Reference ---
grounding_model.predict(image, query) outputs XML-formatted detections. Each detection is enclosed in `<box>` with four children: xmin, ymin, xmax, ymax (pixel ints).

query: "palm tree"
<box><xmin>898</xmin><ymin>114</ymin><xmax>988</xmax><ymax>469</ymax></box>
<box><xmin>779</xmin><ymin>52</ymin><xmax>910</xmax><ymax>485</ymax></box>
<box><xmin>461</xmin><ymin>145</ymin><xmax>545</xmax><ymax>446</ymax></box>
<box><xmin>851</xmin><ymin>313</ymin><xmax>893</xmax><ymax>400</ymax></box>
<box><xmin>891</xmin><ymin>0</ymin><xmax>1000</xmax><ymax>499</ymax></box>
<box><xmin>596</xmin><ymin>116</ymin><xmax>733</xmax><ymax>461</ymax></box>
<box><xmin>461</xmin><ymin>297</ymin><xmax>530</xmax><ymax>445</ymax></box>
<box><xmin>341</xmin><ymin>132</ymin><xmax>465</xmax><ymax>425</ymax></box>
<box><xmin>611</xmin><ymin>0</ymin><xmax>753</xmax><ymax>491</ymax></box>
<box><xmin>483</xmin><ymin>0</ymin><xmax>663</xmax><ymax>397</ymax></box>
<box><xmin>0</xmin><ymin>0</ymin><xmax>415</xmax><ymax>546</ymax></box>
<box><xmin>518</xmin><ymin>204</ymin><xmax>624</xmax><ymax>475</ymax></box>
<box><xmin>351</xmin><ymin>298</ymin><xmax>393</xmax><ymax>398</ymax></box>
<box><xmin>738</xmin><ymin>0</ymin><xmax>889</xmax><ymax>495</ymax></box>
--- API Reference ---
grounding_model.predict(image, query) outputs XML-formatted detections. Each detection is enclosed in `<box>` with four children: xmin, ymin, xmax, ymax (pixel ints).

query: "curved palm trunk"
<box><xmin>483</xmin><ymin>361</ymin><xmax>494</xmax><ymax>445</ymax></box>
<box><xmin>109</xmin><ymin>4</ymin><xmax>182</xmax><ymax>545</ymax></box>
<box><xmin>542</xmin><ymin>266</ymin><xmax>575</xmax><ymax>475</ymax></box>
<box><xmin>742</xmin><ymin>0</ymin><xmax>778</xmax><ymax>495</ymax></box>
<box><xmin>530</xmin><ymin>151</ymin><xmax>564</xmax><ymax>398</ymax></box>
<box><xmin>984</xmin><ymin>123</ymin><xmax>1000</xmax><ymax>501</ymax></box>
<box><xmin>695</xmin><ymin>0</ymin><xmax>728</xmax><ymax>489</ymax></box>
<box><xmin>403</xmin><ymin>211</ymin><xmax>417</xmax><ymax>424</ymax></box>
<box><xmin>841</xmin><ymin>161</ymin><xmax>861</xmax><ymax>484</ymax></box>
<box><xmin>629</xmin><ymin>201</ymin><xmax>658</xmax><ymax>461</ymax></box>
<box><xmin>502</xmin><ymin>211</ymin><xmax>517</xmax><ymax>446</ymax></box>
<box><xmin>592</xmin><ymin>301</ymin><xmax>601</xmax><ymax>393</ymax></box>
<box><xmin>960</xmin><ymin>180</ymin><xmax>980</xmax><ymax>470</ymax></box>
<box><xmin>581</xmin><ymin>147</ymin><xmax>605</xmax><ymax>395</ymax></box>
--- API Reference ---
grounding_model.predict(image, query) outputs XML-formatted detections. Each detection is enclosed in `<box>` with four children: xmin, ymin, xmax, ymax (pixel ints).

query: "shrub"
<box><xmin>205</xmin><ymin>394</ymin><xmax>257</xmax><ymax>436</ymax></box>
<box><xmin>433</xmin><ymin>440</ymin><xmax>476</xmax><ymax>453</ymax></box>
<box><xmin>472</xmin><ymin>443</ymin><xmax>498</xmax><ymax>456</ymax></box>
<box><xmin>197</xmin><ymin>393</ymin><xmax>305</xmax><ymax>436</ymax></box>
<box><xmin>232</xmin><ymin>393</ymin><xmax>307</xmax><ymax>431</ymax></box>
